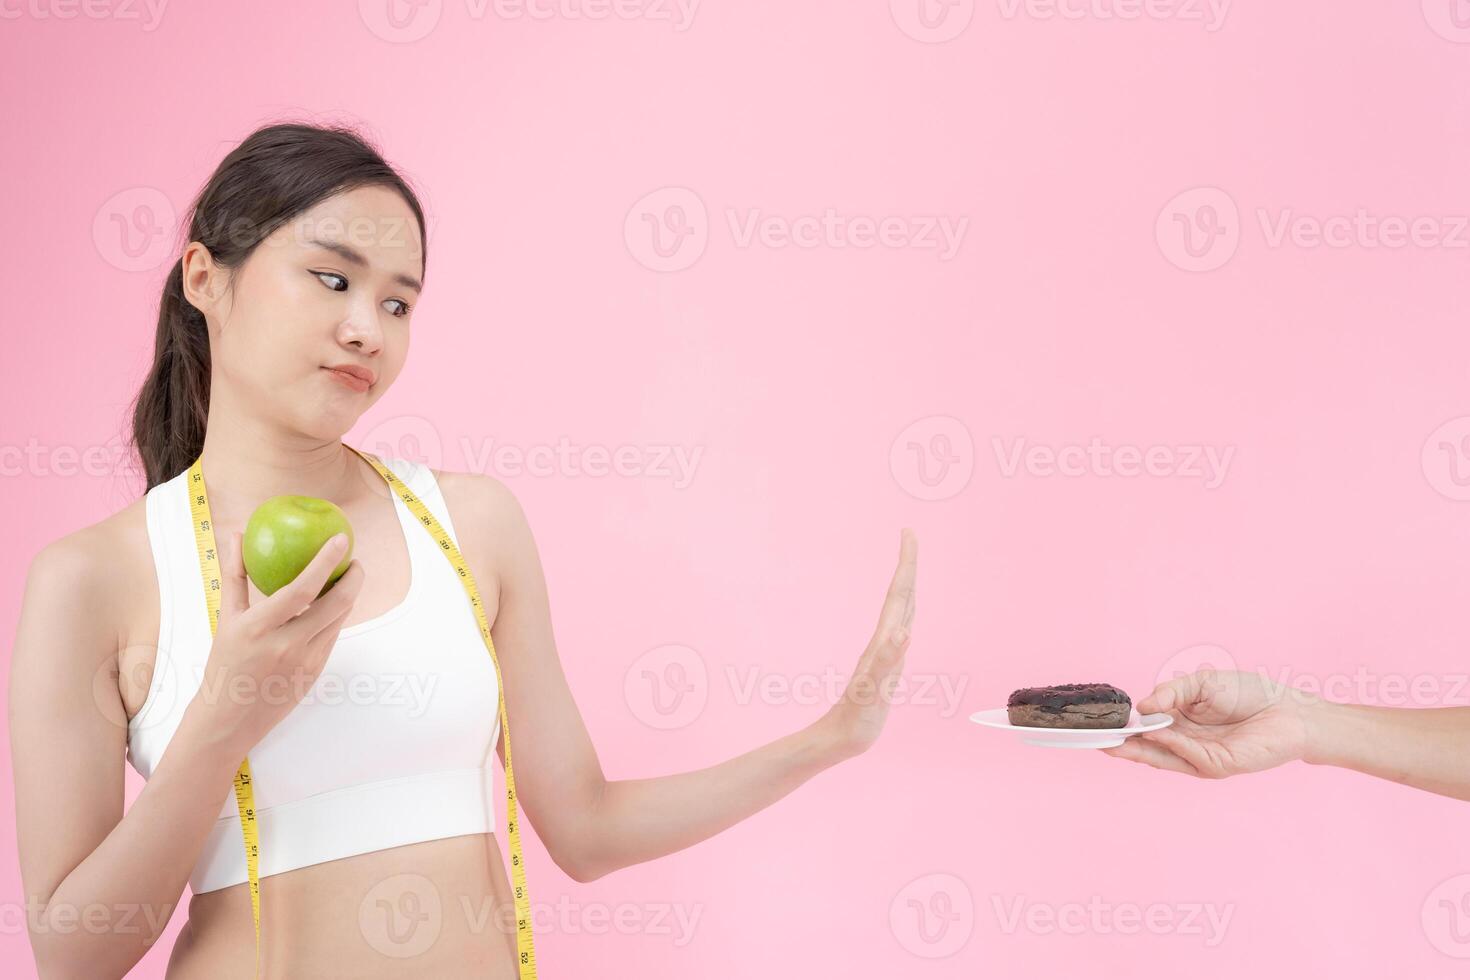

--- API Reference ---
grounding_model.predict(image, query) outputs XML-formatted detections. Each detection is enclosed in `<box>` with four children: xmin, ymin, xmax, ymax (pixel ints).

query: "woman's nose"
<box><xmin>336</xmin><ymin>298</ymin><xmax>384</xmax><ymax>353</ymax></box>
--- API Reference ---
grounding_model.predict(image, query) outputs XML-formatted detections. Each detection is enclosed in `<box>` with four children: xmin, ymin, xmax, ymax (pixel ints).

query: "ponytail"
<box><xmin>131</xmin><ymin>257</ymin><xmax>212</xmax><ymax>490</ymax></box>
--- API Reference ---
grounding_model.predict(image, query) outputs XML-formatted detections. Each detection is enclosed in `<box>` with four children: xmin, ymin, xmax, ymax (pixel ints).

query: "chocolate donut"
<box><xmin>1006</xmin><ymin>683</ymin><xmax>1131</xmax><ymax>729</ymax></box>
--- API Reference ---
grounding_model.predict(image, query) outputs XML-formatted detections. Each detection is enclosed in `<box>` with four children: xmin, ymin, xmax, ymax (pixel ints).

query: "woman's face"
<box><xmin>184</xmin><ymin>184</ymin><xmax>424</xmax><ymax>438</ymax></box>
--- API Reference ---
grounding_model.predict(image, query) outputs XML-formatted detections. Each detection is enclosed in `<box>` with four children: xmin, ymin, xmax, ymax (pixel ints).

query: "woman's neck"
<box><xmin>196</xmin><ymin>418</ymin><xmax>366</xmax><ymax>521</ymax></box>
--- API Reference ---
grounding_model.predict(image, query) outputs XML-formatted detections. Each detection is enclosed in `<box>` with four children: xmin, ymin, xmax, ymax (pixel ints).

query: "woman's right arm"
<box><xmin>8</xmin><ymin>533</ymin><xmax>242</xmax><ymax>978</ymax></box>
<box><xmin>8</xmin><ymin>527</ymin><xmax>361</xmax><ymax>979</ymax></box>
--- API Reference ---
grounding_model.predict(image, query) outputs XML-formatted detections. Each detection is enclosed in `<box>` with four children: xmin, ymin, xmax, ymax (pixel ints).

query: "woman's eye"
<box><xmin>315</xmin><ymin>270</ymin><xmax>410</xmax><ymax>319</ymax></box>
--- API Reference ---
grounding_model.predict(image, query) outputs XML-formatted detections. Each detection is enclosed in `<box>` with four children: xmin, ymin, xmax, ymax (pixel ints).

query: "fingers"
<box><xmin>280</xmin><ymin>559</ymin><xmax>363</xmax><ymax>646</ymax></box>
<box><xmin>1100</xmin><ymin>735</ymin><xmax>1201</xmax><ymax>776</ymax></box>
<box><xmin>219</xmin><ymin>531</ymin><xmax>250</xmax><ymax>621</ymax></box>
<box><xmin>300</xmin><ymin>598</ymin><xmax>358</xmax><ymax>671</ymax></box>
<box><xmin>1135</xmin><ymin>725</ymin><xmax>1217</xmax><ymax>775</ymax></box>
<box><xmin>875</xmin><ymin>624</ymin><xmax>912</xmax><ymax>676</ymax></box>
<box><xmin>1137</xmin><ymin>669</ymin><xmax>1214</xmax><ymax>715</ymax></box>
<box><xmin>258</xmin><ymin>533</ymin><xmax>353</xmax><ymax>627</ymax></box>
<box><xmin>850</xmin><ymin>621</ymin><xmax>912</xmax><ymax>696</ymax></box>
<box><xmin>875</xmin><ymin>528</ymin><xmax>918</xmax><ymax>639</ymax></box>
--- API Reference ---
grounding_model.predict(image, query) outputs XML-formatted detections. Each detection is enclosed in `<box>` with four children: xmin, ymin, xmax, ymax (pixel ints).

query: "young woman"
<box><xmin>8</xmin><ymin>122</ymin><xmax>919</xmax><ymax>979</ymax></box>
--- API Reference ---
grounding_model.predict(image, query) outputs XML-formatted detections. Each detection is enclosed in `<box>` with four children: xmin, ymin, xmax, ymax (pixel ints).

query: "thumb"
<box><xmin>867</xmin><ymin>626</ymin><xmax>911</xmax><ymax>681</ymax></box>
<box><xmin>1138</xmin><ymin>670</ymin><xmax>1207</xmax><ymax>715</ymax></box>
<box><xmin>848</xmin><ymin>626</ymin><xmax>909</xmax><ymax>696</ymax></box>
<box><xmin>219</xmin><ymin>531</ymin><xmax>250</xmax><ymax>621</ymax></box>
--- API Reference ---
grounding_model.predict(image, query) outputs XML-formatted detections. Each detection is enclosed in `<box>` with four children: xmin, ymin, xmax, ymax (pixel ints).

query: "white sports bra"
<box><xmin>126</xmin><ymin>455</ymin><xmax>502</xmax><ymax>895</ymax></box>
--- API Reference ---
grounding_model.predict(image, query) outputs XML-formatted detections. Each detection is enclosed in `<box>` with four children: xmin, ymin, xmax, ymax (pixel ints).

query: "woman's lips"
<box><xmin>322</xmin><ymin>367</ymin><xmax>370</xmax><ymax>392</ymax></box>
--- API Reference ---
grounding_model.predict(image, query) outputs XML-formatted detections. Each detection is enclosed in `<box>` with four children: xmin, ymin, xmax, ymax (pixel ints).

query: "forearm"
<box><xmin>32</xmin><ymin>702</ymin><xmax>244</xmax><ymax>979</ymax></box>
<box><xmin>574</xmin><ymin>720</ymin><xmax>845</xmax><ymax>882</ymax></box>
<box><xmin>1302</xmin><ymin>700</ymin><xmax>1470</xmax><ymax>802</ymax></box>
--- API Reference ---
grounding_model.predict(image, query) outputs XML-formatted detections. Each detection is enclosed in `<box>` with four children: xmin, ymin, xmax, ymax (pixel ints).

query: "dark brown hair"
<box><xmin>128</xmin><ymin>121</ymin><xmax>428</xmax><ymax>490</ymax></box>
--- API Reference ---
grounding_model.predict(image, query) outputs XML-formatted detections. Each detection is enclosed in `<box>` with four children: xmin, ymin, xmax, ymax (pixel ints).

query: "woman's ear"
<box><xmin>180</xmin><ymin>240</ymin><xmax>227</xmax><ymax>323</ymax></box>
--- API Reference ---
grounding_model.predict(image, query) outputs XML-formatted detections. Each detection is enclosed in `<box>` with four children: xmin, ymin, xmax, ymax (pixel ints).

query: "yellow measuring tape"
<box><xmin>186</xmin><ymin>445</ymin><xmax>538</xmax><ymax>977</ymax></box>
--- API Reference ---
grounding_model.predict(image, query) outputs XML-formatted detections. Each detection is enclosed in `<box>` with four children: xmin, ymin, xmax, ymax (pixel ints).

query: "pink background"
<box><xmin>5</xmin><ymin>1</ymin><xmax>1470</xmax><ymax>976</ymax></box>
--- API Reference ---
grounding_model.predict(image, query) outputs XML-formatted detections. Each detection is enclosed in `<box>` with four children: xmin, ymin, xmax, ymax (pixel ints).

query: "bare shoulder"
<box><xmin>433</xmin><ymin>468</ymin><xmax>529</xmax><ymax>532</ymax></box>
<box><xmin>431</xmin><ymin>468</ymin><xmax>539</xmax><ymax>582</ymax></box>
<box><xmin>16</xmin><ymin>495</ymin><xmax>151</xmax><ymax>665</ymax></box>
<box><xmin>30</xmin><ymin>497</ymin><xmax>147</xmax><ymax>594</ymax></box>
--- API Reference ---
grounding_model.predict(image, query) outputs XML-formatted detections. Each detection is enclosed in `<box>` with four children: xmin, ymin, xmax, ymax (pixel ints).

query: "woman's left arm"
<box><xmin>444</xmin><ymin>472</ymin><xmax>917</xmax><ymax>883</ymax></box>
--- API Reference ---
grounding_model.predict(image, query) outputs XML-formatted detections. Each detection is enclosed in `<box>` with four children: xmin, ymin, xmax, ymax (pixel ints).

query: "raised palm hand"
<box><xmin>818</xmin><ymin>528</ymin><xmax>917</xmax><ymax>762</ymax></box>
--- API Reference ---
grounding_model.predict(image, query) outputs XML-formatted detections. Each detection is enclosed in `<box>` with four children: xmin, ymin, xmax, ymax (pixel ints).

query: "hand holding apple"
<box><xmin>183</xmin><ymin>526</ymin><xmax>364</xmax><ymax>760</ymax></box>
<box><xmin>242</xmin><ymin>495</ymin><xmax>355</xmax><ymax>598</ymax></box>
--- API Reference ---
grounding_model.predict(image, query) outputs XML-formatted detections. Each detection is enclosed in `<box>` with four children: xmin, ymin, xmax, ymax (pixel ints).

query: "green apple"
<box><xmin>241</xmin><ymin>495</ymin><xmax>355</xmax><ymax>599</ymax></box>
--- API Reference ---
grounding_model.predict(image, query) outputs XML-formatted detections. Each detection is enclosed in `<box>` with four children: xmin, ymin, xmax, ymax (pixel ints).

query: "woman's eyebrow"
<box><xmin>307</xmin><ymin>237</ymin><xmax>422</xmax><ymax>293</ymax></box>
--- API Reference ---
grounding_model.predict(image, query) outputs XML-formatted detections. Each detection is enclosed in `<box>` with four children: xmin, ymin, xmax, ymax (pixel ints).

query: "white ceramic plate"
<box><xmin>968</xmin><ymin>708</ymin><xmax>1174</xmax><ymax>749</ymax></box>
